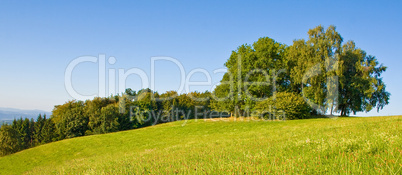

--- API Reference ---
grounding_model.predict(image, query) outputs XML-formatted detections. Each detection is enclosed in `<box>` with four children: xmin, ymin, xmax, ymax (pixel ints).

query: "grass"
<box><xmin>0</xmin><ymin>116</ymin><xmax>401</xmax><ymax>174</ymax></box>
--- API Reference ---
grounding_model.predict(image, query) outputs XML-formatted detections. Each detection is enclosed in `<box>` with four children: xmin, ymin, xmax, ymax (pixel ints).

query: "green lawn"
<box><xmin>0</xmin><ymin>116</ymin><xmax>401</xmax><ymax>174</ymax></box>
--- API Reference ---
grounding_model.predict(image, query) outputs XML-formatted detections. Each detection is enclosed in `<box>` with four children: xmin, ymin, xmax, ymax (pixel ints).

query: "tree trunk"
<box><xmin>340</xmin><ymin>107</ymin><xmax>344</xmax><ymax>116</ymax></box>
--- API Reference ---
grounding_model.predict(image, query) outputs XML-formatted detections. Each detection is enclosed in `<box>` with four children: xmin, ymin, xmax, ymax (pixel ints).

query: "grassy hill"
<box><xmin>0</xmin><ymin>116</ymin><xmax>401</xmax><ymax>174</ymax></box>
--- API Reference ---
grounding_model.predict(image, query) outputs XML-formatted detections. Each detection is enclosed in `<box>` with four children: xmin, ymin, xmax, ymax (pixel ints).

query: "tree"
<box><xmin>0</xmin><ymin>125</ymin><xmax>22</xmax><ymax>156</ymax></box>
<box><xmin>20</xmin><ymin>118</ymin><xmax>32</xmax><ymax>149</ymax></box>
<box><xmin>91</xmin><ymin>104</ymin><xmax>120</xmax><ymax>134</ymax></box>
<box><xmin>134</xmin><ymin>89</ymin><xmax>160</xmax><ymax>126</ymax></box>
<box><xmin>189</xmin><ymin>91</ymin><xmax>212</xmax><ymax>119</ymax></box>
<box><xmin>41</xmin><ymin>118</ymin><xmax>57</xmax><ymax>143</ymax></box>
<box><xmin>176</xmin><ymin>93</ymin><xmax>194</xmax><ymax>119</ymax></box>
<box><xmin>29</xmin><ymin>118</ymin><xmax>35</xmax><ymax>146</ymax></box>
<box><xmin>33</xmin><ymin>114</ymin><xmax>45</xmax><ymax>145</ymax></box>
<box><xmin>53</xmin><ymin>100</ymin><xmax>88</xmax><ymax>139</ymax></box>
<box><xmin>211</xmin><ymin>37</ymin><xmax>287</xmax><ymax>116</ymax></box>
<box><xmin>125</xmin><ymin>88</ymin><xmax>137</xmax><ymax>97</ymax></box>
<box><xmin>287</xmin><ymin>25</ymin><xmax>343</xmax><ymax>114</ymax></box>
<box><xmin>117</xmin><ymin>93</ymin><xmax>137</xmax><ymax>130</ymax></box>
<box><xmin>210</xmin><ymin>78</ymin><xmax>236</xmax><ymax>116</ymax></box>
<box><xmin>86</xmin><ymin>97</ymin><xmax>114</xmax><ymax>134</ymax></box>
<box><xmin>159</xmin><ymin>91</ymin><xmax>179</xmax><ymax>122</ymax></box>
<box><xmin>337</xmin><ymin>41</ymin><xmax>390</xmax><ymax>116</ymax></box>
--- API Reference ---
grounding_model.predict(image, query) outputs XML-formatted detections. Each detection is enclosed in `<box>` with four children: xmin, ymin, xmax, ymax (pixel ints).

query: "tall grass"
<box><xmin>0</xmin><ymin>116</ymin><xmax>401</xmax><ymax>174</ymax></box>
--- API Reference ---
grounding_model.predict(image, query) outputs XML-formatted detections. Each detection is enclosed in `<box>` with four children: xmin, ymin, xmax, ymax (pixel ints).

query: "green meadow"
<box><xmin>0</xmin><ymin>116</ymin><xmax>401</xmax><ymax>174</ymax></box>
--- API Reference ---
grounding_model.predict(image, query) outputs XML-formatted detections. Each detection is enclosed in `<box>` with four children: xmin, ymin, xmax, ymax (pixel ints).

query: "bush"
<box><xmin>254</xmin><ymin>92</ymin><xmax>311</xmax><ymax>120</ymax></box>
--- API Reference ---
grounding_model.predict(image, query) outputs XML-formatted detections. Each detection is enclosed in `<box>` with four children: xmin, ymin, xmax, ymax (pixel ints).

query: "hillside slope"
<box><xmin>0</xmin><ymin>116</ymin><xmax>401</xmax><ymax>174</ymax></box>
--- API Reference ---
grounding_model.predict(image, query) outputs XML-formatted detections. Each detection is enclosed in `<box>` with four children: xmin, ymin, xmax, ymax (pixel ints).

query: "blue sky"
<box><xmin>0</xmin><ymin>0</ymin><xmax>401</xmax><ymax>116</ymax></box>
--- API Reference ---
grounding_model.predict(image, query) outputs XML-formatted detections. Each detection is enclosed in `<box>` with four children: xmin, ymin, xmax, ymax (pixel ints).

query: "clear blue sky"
<box><xmin>0</xmin><ymin>0</ymin><xmax>401</xmax><ymax>116</ymax></box>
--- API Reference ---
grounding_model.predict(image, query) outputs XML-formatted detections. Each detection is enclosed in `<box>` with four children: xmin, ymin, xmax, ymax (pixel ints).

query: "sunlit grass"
<box><xmin>0</xmin><ymin>116</ymin><xmax>401</xmax><ymax>174</ymax></box>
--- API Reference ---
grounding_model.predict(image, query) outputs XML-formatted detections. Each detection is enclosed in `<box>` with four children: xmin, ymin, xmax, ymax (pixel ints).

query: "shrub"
<box><xmin>254</xmin><ymin>92</ymin><xmax>311</xmax><ymax>120</ymax></box>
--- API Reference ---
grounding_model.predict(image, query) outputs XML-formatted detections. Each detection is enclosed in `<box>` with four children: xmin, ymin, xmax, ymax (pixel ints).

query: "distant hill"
<box><xmin>0</xmin><ymin>120</ymin><xmax>13</xmax><ymax>126</ymax></box>
<box><xmin>0</xmin><ymin>107</ymin><xmax>51</xmax><ymax>121</ymax></box>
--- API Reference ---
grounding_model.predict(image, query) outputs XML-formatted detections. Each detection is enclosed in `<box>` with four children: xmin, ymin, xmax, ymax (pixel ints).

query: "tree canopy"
<box><xmin>211</xmin><ymin>25</ymin><xmax>389</xmax><ymax>117</ymax></box>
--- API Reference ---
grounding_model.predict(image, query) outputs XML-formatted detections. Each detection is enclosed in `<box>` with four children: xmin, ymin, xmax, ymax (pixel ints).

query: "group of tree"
<box><xmin>211</xmin><ymin>25</ymin><xmax>389</xmax><ymax>118</ymax></box>
<box><xmin>0</xmin><ymin>115</ymin><xmax>56</xmax><ymax>156</ymax></box>
<box><xmin>50</xmin><ymin>88</ymin><xmax>214</xmax><ymax>141</ymax></box>
<box><xmin>0</xmin><ymin>25</ymin><xmax>390</xmax><ymax>156</ymax></box>
<box><xmin>0</xmin><ymin>89</ymin><xmax>212</xmax><ymax>156</ymax></box>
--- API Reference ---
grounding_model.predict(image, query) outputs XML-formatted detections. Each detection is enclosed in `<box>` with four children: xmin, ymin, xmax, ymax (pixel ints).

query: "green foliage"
<box><xmin>13</xmin><ymin>118</ymin><xmax>33</xmax><ymax>149</ymax></box>
<box><xmin>41</xmin><ymin>118</ymin><xmax>57</xmax><ymax>144</ymax></box>
<box><xmin>212</xmin><ymin>25</ymin><xmax>389</xmax><ymax>117</ymax></box>
<box><xmin>0</xmin><ymin>115</ymin><xmax>55</xmax><ymax>156</ymax></box>
<box><xmin>255</xmin><ymin>92</ymin><xmax>311</xmax><ymax>120</ymax></box>
<box><xmin>53</xmin><ymin>100</ymin><xmax>88</xmax><ymax>139</ymax></box>
<box><xmin>287</xmin><ymin>25</ymin><xmax>342</xmax><ymax>114</ymax></box>
<box><xmin>212</xmin><ymin>37</ymin><xmax>288</xmax><ymax>115</ymax></box>
<box><xmin>96</xmin><ymin>104</ymin><xmax>120</xmax><ymax>134</ymax></box>
<box><xmin>210</xmin><ymin>81</ymin><xmax>235</xmax><ymax>115</ymax></box>
<box><xmin>33</xmin><ymin>114</ymin><xmax>45</xmax><ymax>145</ymax></box>
<box><xmin>86</xmin><ymin>97</ymin><xmax>116</xmax><ymax>134</ymax></box>
<box><xmin>0</xmin><ymin>125</ymin><xmax>22</xmax><ymax>156</ymax></box>
<box><xmin>337</xmin><ymin>41</ymin><xmax>390</xmax><ymax>115</ymax></box>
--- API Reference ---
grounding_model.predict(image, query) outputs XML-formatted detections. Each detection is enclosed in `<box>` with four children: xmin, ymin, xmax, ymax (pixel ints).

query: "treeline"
<box><xmin>51</xmin><ymin>88</ymin><xmax>213</xmax><ymax>139</ymax></box>
<box><xmin>0</xmin><ymin>89</ymin><xmax>213</xmax><ymax>156</ymax></box>
<box><xmin>0</xmin><ymin>115</ymin><xmax>56</xmax><ymax>156</ymax></box>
